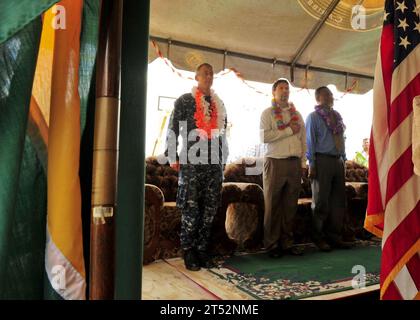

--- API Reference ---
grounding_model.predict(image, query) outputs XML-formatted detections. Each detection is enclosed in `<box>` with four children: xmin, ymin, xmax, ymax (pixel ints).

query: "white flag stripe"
<box><xmin>45</xmin><ymin>227</ymin><xmax>86</xmax><ymax>300</ymax></box>
<box><xmin>391</xmin><ymin>45</ymin><xmax>420</xmax><ymax>103</ymax></box>
<box><xmin>382</xmin><ymin>175</ymin><xmax>420</xmax><ymax>245</ymax></box>
<box><xmin>372</xmin><ymin>52</ymin><xmax>390</xmax><ymax>207</ymax></box>
<box><xmin>394</xmin><ymin>265</ymin><xmax>419</xmax><ymax>300</ymax></box>
<box><xmin>388</xmin><ymin>113</ymin><xmax>413</xmax><ymax>167</ymax></box>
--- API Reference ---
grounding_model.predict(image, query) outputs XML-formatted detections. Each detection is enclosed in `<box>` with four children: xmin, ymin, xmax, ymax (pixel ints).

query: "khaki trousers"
<box><xmin>263</xmin><ymin>157</ymin><xmax>301</xmax><ymax>250</ymax></box>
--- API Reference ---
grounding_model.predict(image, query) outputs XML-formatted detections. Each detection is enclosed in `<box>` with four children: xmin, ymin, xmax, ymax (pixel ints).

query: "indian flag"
<box><xmin>44</xmin><ymin>0</ymin><xmax>86</xmax><ymax>299</ymax></box>
<box><xmin>0</xmin><ymin>0</ymin><xmax>100</xmax><ymax>299</ymax></box>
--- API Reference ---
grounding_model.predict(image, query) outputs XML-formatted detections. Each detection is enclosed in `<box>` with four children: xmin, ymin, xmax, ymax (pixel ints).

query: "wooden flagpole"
<box><xmin>89</xmin><ymin>0</ymin><xmax>123</xmax><ymax>300</ymax></box>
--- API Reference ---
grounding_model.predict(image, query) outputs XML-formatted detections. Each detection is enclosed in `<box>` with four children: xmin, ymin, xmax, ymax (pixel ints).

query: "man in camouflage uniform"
<box><xmin>164</xmin><ymin>63</ymin><xmax>228</xmax><ymax>271</ymax></box>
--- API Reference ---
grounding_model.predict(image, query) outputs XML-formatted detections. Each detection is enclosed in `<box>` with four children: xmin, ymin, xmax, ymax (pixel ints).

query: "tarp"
<box><xmin>149</xmin><ymin>0</ymin><xmax>384</xmax><ymax>93</ymax></box>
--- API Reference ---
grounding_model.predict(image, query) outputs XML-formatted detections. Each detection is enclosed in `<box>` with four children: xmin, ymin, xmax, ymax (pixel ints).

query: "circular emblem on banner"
<box><xmin>297</xmin><ymin>0</ymin><xmax>384</xmax><ymax>32</ymax></box>
<box><xmin>185</xmin><ymin>51</ymin><xmax>205</xmax><ymax>70</ymax></box>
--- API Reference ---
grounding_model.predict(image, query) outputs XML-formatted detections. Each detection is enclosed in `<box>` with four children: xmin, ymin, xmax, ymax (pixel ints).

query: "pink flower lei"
<box><xmin>315</xmin><ymin>105</ymin><xmax>346</xmax><ymax>135</ymax></box>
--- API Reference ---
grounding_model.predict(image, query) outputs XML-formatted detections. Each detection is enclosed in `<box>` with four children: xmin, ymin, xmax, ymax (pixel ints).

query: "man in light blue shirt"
<box><xmin>306</xmin><ymin>114</ymin><xmax>347</xmax><ymax>166</ymax></box>
<box><xmin>305</xmin><ymin>86</ymin><xmax>352</xmax><ymax>252</ymax></box>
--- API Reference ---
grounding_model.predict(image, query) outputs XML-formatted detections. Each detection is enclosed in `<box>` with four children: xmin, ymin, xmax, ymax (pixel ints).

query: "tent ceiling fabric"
<box><xmin>149</xmin><ymin>0</ymin><xmax>382</xmax><ymax>93</ymax></box>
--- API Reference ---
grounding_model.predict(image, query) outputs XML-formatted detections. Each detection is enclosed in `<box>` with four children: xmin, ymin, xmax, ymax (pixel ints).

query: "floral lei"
<box><xmin>271</xmin><ymin>99</ymin><xmax>300</xmax><ymax>131</ymax></box>
<box><xmin>315</xmin><ymin>105</ymin><xmax>346</xmax><ymax>135</ymax></box>
<box><xmin>192</xmin><ymin>87</ymin><xmax>226</xmax><ymax>139</ymax></box>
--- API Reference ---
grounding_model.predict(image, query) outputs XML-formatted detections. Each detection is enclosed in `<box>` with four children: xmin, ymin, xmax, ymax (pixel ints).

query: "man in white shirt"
<box><xmin>260</xmin><ymin>78</ymin><xmax>307</xmax><ymax>258</ymax></box>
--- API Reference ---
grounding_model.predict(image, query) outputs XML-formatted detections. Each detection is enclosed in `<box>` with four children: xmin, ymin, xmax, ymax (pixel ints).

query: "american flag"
<box><xmin>365</xmin><ymin>0</ymin><xmax>420</xmax><ymax>300</ymax></box>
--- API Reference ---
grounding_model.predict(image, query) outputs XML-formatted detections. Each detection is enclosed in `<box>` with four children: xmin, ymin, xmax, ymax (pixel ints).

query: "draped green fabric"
<box><xmin>0</xmin><ymin>0</ymin><xmax>59</xmax><ymax>45</ymax></box>
<box><xmin>0</xmin><ymin>17</ymin><xmax>43</xmax><ymax>298</ymax></box>
<box><xmin>0</xmin><ymin>0</ymin><xmax>100</xmax><ymax>299</ymax></box>
<box><xmin>79</xmin><ymin>0</ymin><xmax>100</xmax><ymax>133</ymax></box>
<box><xmin>2</xmin><ymin>136</ymin><xmax>48</xmax><ymax>299</ymax></box>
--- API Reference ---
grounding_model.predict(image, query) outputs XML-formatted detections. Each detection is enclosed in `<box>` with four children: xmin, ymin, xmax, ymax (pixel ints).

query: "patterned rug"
<box><xmin>210</xmin><ymin>240</ymin><xmax>381</xmax><ymax>300</ymax></box>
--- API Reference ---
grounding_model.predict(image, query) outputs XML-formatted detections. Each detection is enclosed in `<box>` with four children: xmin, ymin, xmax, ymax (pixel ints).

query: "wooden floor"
<box><xmin>141</xmin><ymin>258</ymin><xmax>379</xmax><ymax>300</ymax></box>
<box><xmin>142</xmin><ymin>258</ymin><xmax>253</xmax><ymax>300</ymax></box>
<box><xmin>141</xmin><ymin>259</ymin><xmax>216</xmax><ymax>300</ymax></box>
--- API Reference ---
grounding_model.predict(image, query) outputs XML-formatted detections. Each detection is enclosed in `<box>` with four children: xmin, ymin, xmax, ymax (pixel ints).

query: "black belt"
<box><xmin>285</xmin><ymin>156</ymin><xmax>300</xmax><ymax>160</ymax></box>
<box><xmin>315</xmin><ymin>153</ymin><xmax>341</xmax><ymax>159</ymax></box>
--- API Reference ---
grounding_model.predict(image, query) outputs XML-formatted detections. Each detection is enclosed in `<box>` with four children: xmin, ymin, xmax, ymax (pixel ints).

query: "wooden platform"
<box><xmin>142</xmin><ymin>259</ymin><xmax>217</xmax><ymax>300</ymax></box>
<box><xmin>302</xmin><ymin>284</ymin><xmax>379</xmax><ymax>300</ymax></box>
<box><xmin>142</xmin><ymin>258</ymin><xmax>253</xmax><ymax>300</ymax></box>
<box><xmin>142</xmin><ymin>257</ymin><xmax>379</xmax><ymax>300</ymax></box>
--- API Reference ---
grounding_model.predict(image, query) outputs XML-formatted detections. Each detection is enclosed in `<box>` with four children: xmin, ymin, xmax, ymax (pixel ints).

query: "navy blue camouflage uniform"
<box><xmin>165</xmin><ymin>92</ymin><xmax>228</xmax><ymax>252</ymax></box>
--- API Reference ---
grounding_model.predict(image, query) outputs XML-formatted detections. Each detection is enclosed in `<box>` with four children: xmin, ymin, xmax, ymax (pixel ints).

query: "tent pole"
<box><xmin>289</xmin><ymin>0</ymin><xmax>340</xmax><ymax>73</ymax></box>
<box><xmin>150</xmin><ymin>36</ymin><xmax>374</xmax><ymax>81</ymax></box>
<box><xmin>115</xmin><ymin>0</ymin><xmax>150</xmax><ymax>300</ymax></box>
<box><xmin>89</xmin><ymin>0</ymin><xmax>123</xmax><ymax>300</ymax></box>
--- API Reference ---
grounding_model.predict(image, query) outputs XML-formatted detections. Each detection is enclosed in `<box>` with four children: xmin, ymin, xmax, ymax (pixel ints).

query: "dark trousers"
<box><xmin>177</xmin><ymin>164</ymin><xmax>223</xmax><ymax>252</ymax></box>
<box><xmin>311</xmin><ymin>155</ymin><xmax>346</xmax><ymax>243</ymax></box>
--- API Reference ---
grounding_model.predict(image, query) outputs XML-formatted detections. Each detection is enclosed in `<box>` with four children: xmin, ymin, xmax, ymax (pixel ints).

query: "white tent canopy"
<box><xmin>149</xmin><ymin>0</ymin><xmax>384</xmax><ymax>93</ymax></box>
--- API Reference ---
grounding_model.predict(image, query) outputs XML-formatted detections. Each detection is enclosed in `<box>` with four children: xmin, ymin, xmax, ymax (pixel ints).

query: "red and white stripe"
<box><xmin>367</xmin><ymin>18</ymin><xmax>420</xmax><ymax>300</ymax></box>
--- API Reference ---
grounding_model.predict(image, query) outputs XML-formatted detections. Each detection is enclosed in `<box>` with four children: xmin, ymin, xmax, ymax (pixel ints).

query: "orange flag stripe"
<box><xmin>29</xmin><ymin>96</ymin><xmax>49</xmax><ymax>147</ymax></box>
<box><xmin>47</xmin><ymin>0</ymin><xmax>85</xmax><ymax>278</ymax></box>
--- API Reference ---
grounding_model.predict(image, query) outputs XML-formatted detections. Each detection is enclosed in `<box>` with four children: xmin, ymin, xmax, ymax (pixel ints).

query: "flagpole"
<box><xmin>89</xmin><ymin>0</ymin><xmax>123</xmax><ymax>300</ymax></box>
